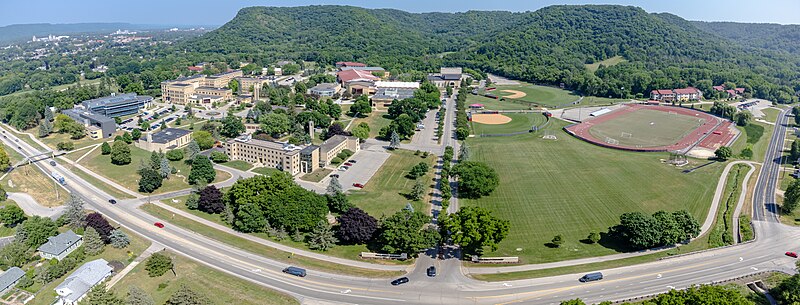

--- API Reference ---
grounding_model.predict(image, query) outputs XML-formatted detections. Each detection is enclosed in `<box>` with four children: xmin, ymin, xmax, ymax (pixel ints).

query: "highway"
<box><xmin>0</xmin><ymin>106</ymin><xmax>798</xmax><ymax>304</ymax></box>
<box><xmin>753</xmin><ymin>108</ymin><xmax>790</xmax><ymax>222</ymax></box>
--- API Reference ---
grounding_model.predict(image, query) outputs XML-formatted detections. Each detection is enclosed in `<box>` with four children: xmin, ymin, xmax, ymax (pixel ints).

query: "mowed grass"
<box><xmin>585</xmin><ymin>56</ymin><xmax>627</xmax><ymax>72</ymax></box>
<box><xmin>462</xmin><ymin>120</ymin><xmax>724</xmax><ymax>264</ymax></box>
<box><xmin>348</xmin><ymin>149</ymin><xmax>437</xmax><ymax>218</ymax></box>
<box><xmin>79</xmin><ymin>145</ymin><xmax>230</xmax><ymax>194</ymax></box>
<box><xmin>468</xmin><ymin>95</ymin><xmax>537</xmax><ymax>111</ymax></box>
<box><xmin>111</xmin><ymin>252</ymin><xmax>298</xmax><ymax>305</ymax></box>
<box><xmin>491</xmin><ymin>83</ymin><xmax>580</xmax><ymax>107</ymax></box>
<box><xmin>588</xmin><ymin>109</ymin><xmax>704</xmax><ymax>148</ymax></box>
<box><xmin>220</xmin><ymin>160</ymin><xmax>253</xmax><ymax>171</ymax></box>
<box><xmin>471</xmin><ymin>113</ymin><xmax>548</xmax><ymax>135</ymax></box>
<box><xmin>350</xmin><ymin>111</ymin><xmax>392</xmax><ymax>138</ymax></box>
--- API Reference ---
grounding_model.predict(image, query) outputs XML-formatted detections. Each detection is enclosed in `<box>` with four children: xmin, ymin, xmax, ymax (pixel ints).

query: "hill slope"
<box><xmin>691</xmin><ymin>21</ymin><xmax>800</xmax><ymax>55</ymax></box>
<box><xmin>192</xmin><ymin>5</ymin><xmax>800</xmax><ymax>103</ymax></box>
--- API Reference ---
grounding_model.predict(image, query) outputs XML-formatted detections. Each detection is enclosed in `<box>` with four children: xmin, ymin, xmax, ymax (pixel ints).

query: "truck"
<box><xmin>51</xmin><ymin>171</ymin><xmax>66</xmax><ymax>185</ymax></box>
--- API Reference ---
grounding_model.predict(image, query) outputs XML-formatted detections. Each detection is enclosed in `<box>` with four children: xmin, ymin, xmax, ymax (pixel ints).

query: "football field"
<box><xmin>588</xmin><ymin>109</ymin><xmax>705</xmax><ymax>148</ymax></box>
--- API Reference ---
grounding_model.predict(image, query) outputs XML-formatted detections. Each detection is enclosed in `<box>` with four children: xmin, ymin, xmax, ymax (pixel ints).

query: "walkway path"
<box><xmin>468</xmin><ymin>160</ymin><xmax>758</xmax><ymax>274</ymax></box>
<box><xmin>8</xmin><ymin>192</ymin><xmax>65</xmax><ymax>219</ymax></box>
<box><xmin>105</xmin><ymin>242</ymin><xmax>164</xmax><ymax>288</ymax></box>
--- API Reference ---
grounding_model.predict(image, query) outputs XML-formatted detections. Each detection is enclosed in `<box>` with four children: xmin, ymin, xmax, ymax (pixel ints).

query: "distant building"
<box><xmin>161</xmin><ymin>71</ymin><xmax>240</xmax><ymax>105</ymax></box>
<box><xmin>337</xmin><ymin>69</ymin><xmax>381</xmax><ymax>95</ymax></box>
<box><xmin>137</xmin><ymin>128</ymin><xmax>193</xmax><ymax>152</ymax></box>
<box><xmin>649</xmin><ymin>87</ymin><xmax>701</xmax><ymax>102</ymax></box>
<box><xmin>0</xmin><ymin>267</ymin><xmax>24</xmax><ymax>295</ymax></box>
<box><xmin>225</xmin><ymin>135</ymin><xmax>319</xmax><ymax>176</ymax></box>
<box><xmin>319</xmin><ymin>135</ymin><xmax>360</xmax><ymax>166</ymax></box>
<box><xmin>650</xmin><ymin>89</ymin><xmax>676</xmax><ymax>102</ymax></box>
<box><xmin>37</xmin><ymin>230</ymin><xmax>83</xmax><ymax>261</ymax></box>
<box><xmin>273</xmin><ymin>67</ymin><xmax>283</xmax><ymax>76</ymax></box>
<box><xmin>62</xmin><ymin>109</ymin><xmax>116</xmax><ymax>139</ymax></box>
<box><xmin>308</xmin><ymin>83</ymin><xmax>341</xmax><ymax>98</ymax></box>
<box><xmin>54</xmin><ymin>259</ymin><xmax>113</xmax><ymax>305</ymax></box>
<box><xmin>339</xmin><ymin>66</ymin><xmax>388</xmax><ymax>78</ymax></box>
<box><xmin>335</xmin><ymin>61</ymin><xmax>366</xmax><ymax>68</ymax></box>
<box><xmin>82</xmin><ymin>93</ymin><xmax>153</xmax><ymax>118</ymax></box>
<box><xmin>427</xmin><ymin>67</ymin><xmax>464</xmax><ymax>89</ymax></box>
<box><xmin>371</xmin><ymin>81</ymin><xmax>420</xmax><ymax>109</ymax></box>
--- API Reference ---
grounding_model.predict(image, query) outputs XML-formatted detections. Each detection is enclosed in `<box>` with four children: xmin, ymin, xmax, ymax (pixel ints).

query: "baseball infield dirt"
<box><xmin>501</xmin><ymin>90</ymin><xmax>527</xmax><ymax>99</ymax></box>
<box><xmin>472</xmin><ymin>114</ymin><xmax>512</xmax><ymax>125</ymax></box>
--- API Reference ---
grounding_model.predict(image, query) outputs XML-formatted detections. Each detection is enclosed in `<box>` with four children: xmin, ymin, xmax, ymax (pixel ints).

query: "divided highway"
<box><xmin>1</xmin><ymin>106</ymin><xmax>798</xmax><ymax>304</ymax></box>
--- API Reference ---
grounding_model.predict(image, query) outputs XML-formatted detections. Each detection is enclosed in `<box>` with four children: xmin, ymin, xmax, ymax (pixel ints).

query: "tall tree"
<box><xmin>377</xmin><ymin>209</ymin><xmax>439</xmax><ymax>256</ymax></box>
<box><xmin>145</xmin><ymin>251</ymin><xmax>173</xmax><ymax>277</ymax></box>
<box><xmin>451</xmin><ymin>161</ymin><xmax>499</xmax><ymax>199</ymax></box>
<box><xmin>221</xmin><ymin>114</ymin><xmax>245</xmax><ymax>138</ymax></box>
<box><xmin>85</xmin><ymin>212</ymin><xmax>114</xmax><ymax>242</ymax></box>
<box><xmin>109</xmin><ymin>229</ymin><xmax>131</xmax><ymax>249</ymax></box>
<box><xmin>783</xmin><ymin>179</ymin><xmax>800</xmax><ymax>214</ymax></box>
<box><xmin>197</xmin><ymin>185</ymin><xmax>225</xmax><ymax>214</ymax></box>
<box><xmin>100</xmin><ymin>142</ymin><xmax>111</xmax><ymax>155</ymax></box>
<box><xmin>0</xmin><ymin>205</ymin><xmax>25</xmax><ymax>227</ymax></box>
<box><xmin>131</xmin><ymin>128</ymin><xmax>142</xmax><ymax>141</ymax></box>
<box><xmin>18</xmin><ymin>216</ymin><xmax>57</xmax><ymax>248</ymax></box>
<box><xmin>188</xmin><ymin>155</ymin><xmax>216</xmax><ymax>185</ymax></box>
<box><xmin>306</xmin><ymin>220</ymin><xmax>338</xmax><ymax>251</ymax></box>
<box><xmin>0</xmin><ymin>146</ymin><xmax>10</xmax><ymax>171</ymax></box>
<box><xmin>410</xmin><ymin>179</ymin><xmax>426</xmax><ymax>201</ymax></box>
<box><xmin>443</xmin><ymin>206</ymin><xmax>509</xmax><ymax>255</ymax></box>
<box><xmin>84</xmin><ymin>226</ymin><xmax>105</xmax><ymax>255</ymax></box>
<box><xmin>184</xmin><ymin>140</ymin><xmax>201</xmax><ymax>160</ymax></box>
<box><xmin>82</xmin><ymin>285</ymin><xmax>124</xmax><ymax>305</ymax></box>
<box><xmin>110</xmin><ymin>140</ymin><xmax>131</xmax><ymax>165</ymax></box>
<box><xmin>164</xmin><ymin>285</ymin><xmax>211</xmax><ymax>305</ymax></box>
<box><xmin>326</xmin><ymin>176</ymin><xmax>342</xmax><ymax>195</ymax></box>
<box><xmin>126</xmin><ymin>286</ymin><xmax>154</xmax><ymax>305</ymax></box>
<box><xmin>389</xmin><ymin>131</ymin><xmax>400</xmax><ymax>149</ymax></box>
<box><xmin>63</xmin><ymin>194</ymin><xmax>85</xmax><ymax>229</ymax></box>
<box><xmin>138</xmin><ymin>167</ymin><xmax>163</xmax><ymax>194</ymax></box>
<box><xmin>337</xmin><ymin>207</ymin><xmax>377</xmax><ymax>244</ymax></box>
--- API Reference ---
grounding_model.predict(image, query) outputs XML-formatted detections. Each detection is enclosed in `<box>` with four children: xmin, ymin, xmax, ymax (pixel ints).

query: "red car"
<box><xmin>786</xmin><ymin>251</ymin><xmax>798</xmax><ymax>258</ymax></box>
<box><xmin>353</xmin><ymin>183</ymin><xmax>364</xmax><ymax>188</ymax></box>
<box><xmin>344</xmin><ymin>162</ymin><xmax>353</xmax><ymax>166</ymax></box>
<box><xmin>154</xmin><ymin>222</ymin><xmax>165</xmax><ymax>228</ymax></box>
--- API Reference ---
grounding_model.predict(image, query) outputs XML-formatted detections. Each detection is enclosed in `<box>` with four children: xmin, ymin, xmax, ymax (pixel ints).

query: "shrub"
<box><xmin>56</xmin><ymin>142</ymin><xmax>75</xmax><ymax>151</ymax></box>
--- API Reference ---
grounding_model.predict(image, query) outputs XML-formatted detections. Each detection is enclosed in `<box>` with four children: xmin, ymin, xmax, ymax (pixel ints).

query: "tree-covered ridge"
<box><xmin>691</xmin><ymin>20</ymin><xmax>800</xmax><ymax>55</ymax></box>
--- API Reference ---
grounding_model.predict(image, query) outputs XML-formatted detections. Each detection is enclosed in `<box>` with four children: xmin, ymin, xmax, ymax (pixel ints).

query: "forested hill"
<box><xmin>191</xmin><ymin>5</ymin><xmax>800</xmax><ymax>103</ymax></box>
<box><xmin>690</xmin><ymin>21</ymin><xmax>800</xmax><ymax>55</ymax></box>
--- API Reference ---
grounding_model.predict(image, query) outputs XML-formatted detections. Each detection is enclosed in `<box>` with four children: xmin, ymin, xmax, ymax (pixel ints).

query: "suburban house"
<box><xmin>712</xmin><ymin>85</ymin><xmax>725</xmax><ymax>91</ymax></box>
<box><xmin>0</xmin><ymin>267</ymin><xmax>24</xmax><ymax>295</ymax></box>
<box><xmin>54</xmin><ymin>259</ymin><xmax>113</xmax><ymax>305</ymax></box>
<box><xmin>61</xmin><ymin>109</ymin><xmax>116</xmax><ymax>140</ymax></box>
<box><xmin>319</xmin><ymin>135</ymin><xmax>360</xmax><ymax>166</ymax></box>
<box><xmin>137</xmin><ymin>128</ymin><xmax>193</xmax><ymax>152</ymax></box>
<box><xmin>225</xmin><ymin>135</ymin><xmax>320</xmax><ymax>176</ymax></box>
<box><xmin>308</xmin><ymin>83</ymin><xmax>341</xmax><ymax>98</ymax></box>
<box><xmin>427</xmin><ymin>67</ymin><xmax>464</xmax><ymax>89</ymax></box>
<box><xmin>337</xmin><ymin>69</ymin><xmax>381</xmax><ymax>95</ymax></box>
<box><xmin>37</xmin><ymin>230</ymin><xmax>83</xmax><ymax>261</ymax></box>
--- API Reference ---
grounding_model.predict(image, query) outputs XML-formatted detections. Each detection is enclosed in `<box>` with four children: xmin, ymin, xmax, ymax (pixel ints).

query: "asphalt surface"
<box><xmin>753</xmin><ymin>108</ymin><xmax>790</xmax><ymax>222</ymax></box>
<box><xmin>1</xmin><ymin>106</ymin><xmax>798</xmax><ymax>305</ymax></box>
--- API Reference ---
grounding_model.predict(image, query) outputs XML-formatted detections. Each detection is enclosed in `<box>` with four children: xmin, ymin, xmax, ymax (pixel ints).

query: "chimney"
<box><xmin>308</xmin><ymin>121</ymin><xmax>314</xmax><ymax>139</ymax></box>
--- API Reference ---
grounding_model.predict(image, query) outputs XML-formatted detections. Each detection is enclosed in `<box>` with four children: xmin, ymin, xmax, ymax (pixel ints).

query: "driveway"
<box><xmin>8</xmin><ymin>192</ymin><xmax>65</xmax><ymax>219</ymax></box>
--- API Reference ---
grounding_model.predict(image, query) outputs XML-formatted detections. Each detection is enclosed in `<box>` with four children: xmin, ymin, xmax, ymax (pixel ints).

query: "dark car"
<box><xmin>579</xmin><ymin>272</ymin><xmax>603</xmax><ymax>282</ymax></box>
<box><xmin>282</xmin><ymin>266</ymin><xmax>307</xmax><ymax>277</ymax></box>
<box><xmin>329</xmin><ymin>174</ymin><xmax>339</xmax><ymax>178</ymax></box>
<box><xmin>427</xmin><ymin>266</ymin><xmax>437</xmax><ymax>277</ymax></box>
<box><xmin>787</xmin><ymin>251</ymin><xmax>798</xmax><ymax>258</ymax></box>
<box><xmin>108</xmin><ymin>199</ymin><xmax>117</xmax><ymax>205</ymax></box>
<box><xmin>348</xmin><ymin>160</ymin><xmax>357</xmax><ymax>163</ymax></box>
<box><xmin>49</xmin><ymin>160</ymin><xmax>56</xmax><ymax>166</ymax></box>
<box><xmin>154</xmin><ymin>222</ymin><xmax>165</xmax><ymax>228</ymax></box>
<box><xmin>391</xmin><ymin>277</ymin><xmax>409</xmax><ymax>286</ymax></box>
<box><xmin>344</xmin><ymin>162</ymin><xmax>353</xmax><ymax>166</ymax></box>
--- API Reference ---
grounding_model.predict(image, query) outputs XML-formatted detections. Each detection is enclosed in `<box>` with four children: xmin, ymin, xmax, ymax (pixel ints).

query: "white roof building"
<box><xmin>54</xmin><ymin>259</ymin><xmax>113</xmax><ymax>305</ymax></box>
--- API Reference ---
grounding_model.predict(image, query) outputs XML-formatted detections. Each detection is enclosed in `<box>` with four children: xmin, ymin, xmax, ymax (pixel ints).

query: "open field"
<box><xmin>761</xmin><ymin>108</ymin><xmax>780</xmax><ymax>123</ymax></box>
<box><xmin>252</xmin><ymin>166</ymin><xmax>283</xmax><ymax>176</ymax></box>
<box><xmin>29</xmin><ymin>127</ymin><xmax>113</xmax><ymax>151</ymax></box>
<box><xmin>462</xmin><ymin>120</ymin><xmax>724</xmax><ymax>264</ymax></box>
<box><xmin>467</xmin><ymin>95</ymin><xmax>536</xmax><ymax>111</ymax></box>
<box><xmin>141</xmin><ymin>203</ymin><xmax>408</xmax><ymax>275</ymax></box>
<box><xmin>471</xmin><ymin>113</ymin><xmax>547</xmax><ymax>135</ymax></box>
<box><xmin>2</xmin><ymin>164</ymin><xmax>69</xmax><ymax>207</ymax></box>
<box><xmin>67</xmin><ymin>164</ymin><xmax>135</xmax><ymax>199</ymax></box>
<box><xmin>585</xmin><ymin>56</ymin><xmax>627</xmax><ymax>72</ymax></box>
<box><xmin>348</xmin><ymin>149</ymin><xmax>436</xmax><ymax>217</ymax></box>
<box><xmin>588</xmin><ymin>109</ymin><xmax>705</xmax><ymax>148</ymax></box>
<box><xmin>350</xmin><ymin>111</ymin><xmax>392</xmax><ymax>138</ymax></box>
<box><xmin>79</xmin><ymin>145</ymin><xmax>231</xmax><ymax>194</ymax></box>
<box><xmin>491</xmin><ymin>83</ymin><xmax>579</xmax><ymax>107</ymax></box>
<box><xmin>112</xmin><ymin>252</ymin><xmax>298</xmax><ymax>305</ymax></box>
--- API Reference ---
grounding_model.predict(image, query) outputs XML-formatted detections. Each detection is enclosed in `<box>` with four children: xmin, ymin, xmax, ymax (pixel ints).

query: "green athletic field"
<box><xmin>471</xmin><ymin>113</ymin><xmax>548</xmax><ymax>135</ymax></box>
<box><xmin>467</xmin><ymin>94</ymin><xmax>534</xmax><ymax>111</ymax></box>
<box><xmin>491</xmin><ymin>83</ymin><xmax>580</xmax><ymax>107</ymax></box>
<box><xmin>462</xmin><ymin>120</ymin><xmax>724</xmax><ymax>264</ymax></box>
<box><xmin>588</xmin><ymin>109</ymin><xmax>705</xmax><ymax>148</ymax></box>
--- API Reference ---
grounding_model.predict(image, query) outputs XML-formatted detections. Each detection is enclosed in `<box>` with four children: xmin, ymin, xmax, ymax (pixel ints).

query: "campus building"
<box><xmin>337</xmin><ymin>69</ymin><xmax>380</xmax><ymax>95</ymax></box>
<box><xmin>427</xmin><ymin>67</ymin><xmax>464</xmax><ymax>89</ymax></box>
<box><xmin>62</xmin><ymin>109</ymin><xmax>116</xmax><ymax>139</ymax></box>
<box><xmin>137</xmin><ymin>128</ymin><xmax>193</xmax><ymax>152</ymax></box>
<box><xmin>371</xmin><ymin>81</ymin><xmax>420</xmax><ymax>109</ymax></box>
<box><xmin>308</xmin><ymin>83</ymin><xmax>341</xmax><ymax>98</ymax></box>
<box><xmin>54</xmin><ymin>259</ymin><xmax>113</xmax><ymax>305</ymax></box>
<box><xmin>202</xmin><ymin>70</ymin><xmax>243</xmax><ymax>88</ymax></box>
<box><xmin>81</xmin><ymin>93</ymin><xmax>153</xmax><ymax>118</ymax></box>
<box><xmin>649</xmin><ymin>87</ymin><xmax>702</xmax><ymax>102</ymax></box>
<box><xmin>160</xmin><ymin>71</ymin><xmax>239</xmax><ymax>105</ymax></box>
<box><xmin>319</xmin><ymin>135</ymin><xmax>360</xmax><ymax>166</ymax></box>
<box><xmin>224</xmin><ymin>135</ymin><xmax>319</xmax><ymax>176</ymax></box>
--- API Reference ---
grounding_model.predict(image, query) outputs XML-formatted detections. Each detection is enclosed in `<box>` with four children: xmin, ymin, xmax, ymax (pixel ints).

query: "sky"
<box><xmin>1</xmin><ymin>0</ymin><xmax>798</xmax><ymax>27</ymax></box>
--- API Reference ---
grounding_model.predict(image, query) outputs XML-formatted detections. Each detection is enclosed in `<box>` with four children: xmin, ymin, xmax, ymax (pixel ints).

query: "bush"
<box><xmin>165</xmin><ymin>149</ymin><xmax>184</xmax><ymax>161</ymax></box>
<box><xmin>145</xmin><ymin>252</ymin><xmax>173</xmax><ymax>277</ymax></box>
<box><xmin>210</xmin><ymin>151</ymin><xmax>229</xmax><ymax>163</ymax></box>
<box><xmin>56</xmin><ymin>142</ymin><xmax>75</xmax><ymax>151</ymax></box>
<box><xmin>330</xmin><ymin>157</ymin><xmax>343</xmax><ymax>164</ymax></box>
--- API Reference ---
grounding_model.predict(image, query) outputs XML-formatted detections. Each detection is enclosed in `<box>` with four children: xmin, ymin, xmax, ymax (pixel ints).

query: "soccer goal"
<box><xmin>542</xmin><ymin>130</ymin><xmax>557</xmax><ymax>140</ymax></box>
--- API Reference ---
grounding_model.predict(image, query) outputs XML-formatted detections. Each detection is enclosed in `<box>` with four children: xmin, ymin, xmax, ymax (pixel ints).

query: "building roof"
<box><xmin>336</xmin><ymin>61</ymin><xmax>366</xmax><ymax>67</ymax></box>
<box><xmin>82</xmin><ymin>93</ymin><xmax>153</xmax><ymax>110</ymax></box>
<box><xmin>712</xmin><ymin>85</ymin><xmax>725</xmax><ymax>91</ymax></box>
<box><xmin>196</xmin><ymin>86</ymin><xmax>231</xmax><ymax>92</ymax></box>
<box><xmin>149</xmin><ymin>128</ymin><xmax>192</xmax><ymax>144</ymax></box>
<box><xmin>320</xmin><ymin>135</ymin><xmax>353</xmax><ymax>152</ymax></box>
<box><xmin>309</xmin><ymin>83</ymin><xmax>339</xmax><ymax>91</ymax></box>
<box><xmin>372</xmin><ymin>87</ymin><xmax>416</xmax><ymax>101</ymax></box>
<box><xmin>674</xmin><ymin>87</ymin><xmax>700</xmax><ymax>95</ymax></box>
<box><xmin>735</xmin><ymin>87</ymin><xmax>745</xmax><ymax>93</ymax></box>
<box><xmin>187</xmin><ymin>66</ymin><xmax>203</xmax><ymax>71</ymax></box>
<box><xmin>0</xmin><ymin>267</ymin><xmax>24</xmax><ymax>289</ymax></box>
<box><xmin>56</xmin><ymin>259</ymin><xmax>112</xmax><ymax>304</ymax></box>
<box><xmin>339</xmin><ymin>67</ymin><xmax>385</xmax><ymax>72</ymax></box>
<box><xmin>38</xmin><ymin>230</ymin><xmax>82</xmax><ymax>255</ymax></box>
<box><xmin>62</xmin><ymin>109</ymin><xmax>116</xmax><ymax>125</ymax></box>
<box><xmin>726</xmin><ymin>89</ymin><xmax>737</xmax><ymax>95</ymax></box>
<box><xmin>337</xmin><ymin>69</ymin><xmax>380</xmax><ymax>84</ymax></box>
<box><xmin>301</xmin><ymin>145</ymin><xmax>319</xmax><ymax>155</ymax></box>
<box><xmin>651</xmin><ymin>89</ymin><xmax>674</xmax><ymax>95</ymax></box>
<box><xmin>231</xmin><ymin>137</ymin><xmax>305</xmax><ymax>154</ymax></box>
<box><xmin>375</xmin><ymin>81</ymin><xmax>420</xmax><ymax>89</ymax></box>
<box><xmin>440</xmin><ymin>67</ymin><xmax>462</xmax><ymax>75</ymax></box>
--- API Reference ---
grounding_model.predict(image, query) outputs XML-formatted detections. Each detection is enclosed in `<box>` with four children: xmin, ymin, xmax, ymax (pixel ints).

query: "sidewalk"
<box><xmin>8</xmin><ymin>192</ymin><xmax>65</xmax><ymax>219</ymax></box>
<box><xmin>106</xmin><ymin>242</ymin><xmax>164</xmax><ymax>287</ymax></box>
<box><xmin>468</xmin><ymin>160</ymin><xmax>758</xmax><ymax>274</ymax></box>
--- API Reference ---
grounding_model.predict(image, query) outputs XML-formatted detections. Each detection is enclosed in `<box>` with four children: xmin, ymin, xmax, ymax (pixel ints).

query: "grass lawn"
<box><xmin>66</xmin><ymin>164</ymin><xmax>135</xmax><ymax>199</ymax></box>
<box><xmin>141</xmin><ymin>203</ymin><xmax>407</xmax><ymax>276</ymax></box>
<box><xmin>467</xmin><ymin>95</ymin><xmax>534</xmax><ymax>111</ymax></box>
<box><xmin>252</xmin><ymin>167</ymin><xmax>283</xmax><ymax>176</ymax></box>
<box><xmin>491</xmin><ymin>83</ymin><xmax>580</xmax><ymax>107</ymax></box>
<box><xmin>471</xmin><ymin>113</ymin><xmax>548</xmax><ymax>135</ymax></box>
<box><xmin>350</xmin><ymin>111</ymin><xmax>392</xmax><ymax>138</ymax></box>
<box><xmin>761</xmin><ymin>108</ymin><xmax>780</xmax><ymax>123</ymax></box>
<box><xmin>79</xmin><ymin>145</ymin><xmax>230</xmax><ymax>195</ymax></box>
<box><xmin>32</xmin><ymin>128</ymin><xmax>114</xmax><ymax>151</ymax></box>
<box><xmin>111</xmin><ymin>252</ymin><xmax>298</xmax><ymax>305</ymax></box>
<box><xmin>585</xmin><ymin>56</ymin><xmax>627</xmax><ymax>72</ymax></box>
<box><xmin>707</xmin><ymin>164</ymin><xmax>748</xmax><ymax>247</ymax></box>
<box><xmin>1</xmin><ymin>164</ymin><xmax>69</xmax><ymax>208</ymax></box>
<box><xmin>300</xmin><ymin>168</ymin><xmax>333</xmax><ymax>183</ymax></box>
<box><xmin>220</xmin><ymin>160</ymin><xmax>253</xmax><ymax>171</ymax></box>
<box><xmin>750</xmin><ymin>122</ymin><xmax>774</xmax><ymax>162</ymax></box>
<box><xmin>462</xmin><ymin>120</ymin><xmax>725</xmax><ymax>264</ymax></box>
<box><xmin>27</xmin><ymin>225</ymin><xmax>149</xmax><ymax>305</ymax></box>
<box><xmin>578</xmin><ymin>96</ymin><xmax>626</xmax><ymax>107</ymax></box>
<box><xmin>588</xmin><ymin>109</ymin><xmax>705</xmax><ymax>148</ymax></box>
<box><xmin>348</xmin><ymin>149</ymin><xmax>437</xmax><ymax>218</ymax></box>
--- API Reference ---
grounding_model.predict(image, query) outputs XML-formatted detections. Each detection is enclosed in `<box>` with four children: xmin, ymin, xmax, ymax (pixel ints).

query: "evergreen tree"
<box><xmin>109</xmin><ymin>229</ymin><xmax>131</xmax><ymax>249</ymax></box>
<box><xmin>63</xmin><ymin>194</ymin><xmax>85</xmax><ymax>229</ymax></box>
<box><xmin>306</xmin><ymin>220</ymin><xmax>338</xmax><ymax>251</ymax></box>
<box><xmin>389</xmin><ymin>131</ymin><xmax>400</xmax><ymax>149</ymax></box>
<box><xmin>110</xmin><ymin>140</ymin><xmax>131</xmax><ymax>165</ymax></box>
<box><xmin>188</xmin><ymin>155</ymin><xmax>215</xmax><ymax>185</ymax></box>
<box><xmin>82</xmin><ymin>285</ymin><xmax>124</xmax><ymax>305</ymax></box>
<box><xmin>100</xmin><ymin>142</ymin><xmax>111</xmax><ymax>155</ymax></box>
<box><xmin>326</xmin><ymin>176</ymin><xmax>342</xmax><ymax>195</ymax></box>
<box><xmin>184</xmin><ymin>140</ymin><xmax>201</xmax><ymax>160</ymax></box>
<box><xmin>131</xmin><ymin>128</ymin><xmax>142</xmax><ymax>141</ymax></box>
<box><xmin>84</xmin><ymin>226</ymin><xmax>105</xmax><ymax>255</ymax></box>
<box><xmin>126</xmin><ymin>286</ymin><xmax>154</xmax><ymax>305</ymax></box>
<box><xmin>145</xmin><ymin>252</ymin><xmax>173</xmax><ymax>277</ymax></box>
<box><xmin>164</xmin><ymin>285</ymin><xmax>210</xmax><ymax>305</ymax></box>
<box><xmin>159</xmin><ymin>157</ymin><xmax>171</xmax><ymax>179</ymax></box>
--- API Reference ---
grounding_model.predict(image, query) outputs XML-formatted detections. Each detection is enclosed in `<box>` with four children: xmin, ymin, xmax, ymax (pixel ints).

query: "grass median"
<box><xmin>140</xmin><ymin>203</ymin><xmax>406</xmax><ymax>278</ymax></box>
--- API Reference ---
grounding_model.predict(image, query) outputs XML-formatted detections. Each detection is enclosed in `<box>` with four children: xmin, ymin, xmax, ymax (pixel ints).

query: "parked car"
<box><xmin>426</xmin><ymin>266</ymin><xmax>437</xmax><ymax>277</ymax></box>
<box><xmin>329</xmin><ymin>174</ymin><xmax>340</xmax><ymax>178</ymax></box>
<box><xmin>108</xmin><ymin>199</ymin><xmax>117</xmax><ymax>205</ymax></box>
<box><xmin>391</xmin><ymin>277</ymin><xmax>409</xmax><ymax>286</ymax></box>
<box><xmin>344</xmin><ymin>162</ymin><xmax>353</xmax><ymax>166</ymax></box>
<box><xmin>579</xmin><ymin>272</ymin><xmax>603</xmax><ymax>282</ymax></box>
<box><xmin>353</xmin><ymin>183</ymin><xmax>364</xmax><ymax>188</ymax></box>
<box><xmin>786</xmin><ymin>251</ymin><xmax>798</xmax><ymax>258</ymax></box>
<box><xmin>282</xmin><ymin>266</ymin><xmax>307</xmax><ymax>277</ymax></box>
<box><xmin>154</xmin><ymin>222</ymin><xmax>165</xmax><ymax>228</ymax></box>
<box><xmin>348</xmin><ymin>160</ymin><xmax>357</xmax><ymax>163</ymax></box>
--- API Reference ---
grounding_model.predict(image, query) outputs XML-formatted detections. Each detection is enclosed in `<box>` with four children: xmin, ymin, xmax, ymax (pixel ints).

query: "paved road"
<box><xmin>753</xmin><ymin>108</ymin><xmax>789</xmax><ymax>222</ymax></box>
<box><xmin>1</xmin><ymin>106</ymin><xmax>799</xmax><ymax>305</ymax></box>
<box><xmin>7</xmin><ymin>192</ymin><xmax>65</xmax><ymax>219</ymax></box>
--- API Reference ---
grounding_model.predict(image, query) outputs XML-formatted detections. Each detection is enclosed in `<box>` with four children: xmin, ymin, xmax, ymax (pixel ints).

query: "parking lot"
<box><xmin>319</xmin><ymin>147</ymin><xmax>390</xmax><ymax>192</ymax></box>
